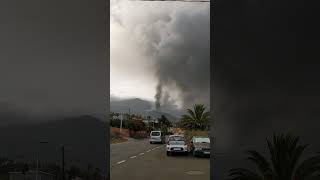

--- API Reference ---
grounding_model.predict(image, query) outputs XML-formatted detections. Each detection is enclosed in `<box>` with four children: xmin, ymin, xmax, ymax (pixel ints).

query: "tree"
<box><xmin>179</xmin><ymin>104</ymin><xmax>210</xmax><ymax>130</ymax></box>
<box><xmin>110</xmin><ymin>112</ymin><xmax>119</xmax><ymax>120</ymax></box>
<box><xmin>158</xmin><ymin>115</ymin><xmax>172</xmax><ymax>135</ymax></box>
<box><xmin>122</xmin><ymin>119</ymin><xmax>133</xmax><ymax>130</ymax></box>
<box><xmin>110</xmin><ymin>119</ymin><xmax>121</xmax><ymax>127</ymax></box>
<box><xmin>132</xmin><ymin>119</ymin><xmax>146</xmax><ymax>131</ymax></box>
<box><xmin>229</xmin><ymin>133</ymin><xmax>320</xmax><ymax>180</ymax></box>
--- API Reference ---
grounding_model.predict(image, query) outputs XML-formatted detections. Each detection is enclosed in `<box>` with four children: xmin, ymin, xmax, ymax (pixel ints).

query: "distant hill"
<box><xmin>0</xmin><ymin>115</ymin><xmax>108</xmax><ymax>173</ymax></box>
<box><xmin>110</xmin><ymin>98</ymin><xmax>181</xmax><ymax>122</ymax></box>
<box><xmin>110</xmin><ymin>98</ymin><xmax>152</xmax><ymax>114</ymax></box>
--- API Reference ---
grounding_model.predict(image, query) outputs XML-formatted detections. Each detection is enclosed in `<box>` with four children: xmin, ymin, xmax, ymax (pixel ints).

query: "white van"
<box><xmin>149</xmin><ymin>131</ymin><xmax>164</xmax><ymax>144</ymax></box>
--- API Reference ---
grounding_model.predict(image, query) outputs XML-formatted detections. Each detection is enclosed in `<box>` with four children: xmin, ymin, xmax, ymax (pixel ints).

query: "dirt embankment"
<box><xmin>110</xmin><ymin>127</ymin><xmax>148</xmax><ymax>144</ymax></box>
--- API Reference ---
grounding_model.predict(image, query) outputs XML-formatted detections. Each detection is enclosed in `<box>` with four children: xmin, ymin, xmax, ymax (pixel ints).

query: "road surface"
<box><xmin>110</xmin><ymin>139</ymin><xmax>210</xmax><ymax>180</ymax></box>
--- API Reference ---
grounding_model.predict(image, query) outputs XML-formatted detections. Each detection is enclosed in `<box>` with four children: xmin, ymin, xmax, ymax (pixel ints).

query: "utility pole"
<box><xmin>119</xmin><ymin>113</ymin><xmax>123</xmax><ymax>135</ymax></box>
<box><xmin>128</xmin><ymin>108</ymin><xmax>131</xmax><ymax>120</ymax></box>
<box><xmin>61</xmin><ymin>145</ymin><xmax>65</xmax><ymax>180</ymax></box>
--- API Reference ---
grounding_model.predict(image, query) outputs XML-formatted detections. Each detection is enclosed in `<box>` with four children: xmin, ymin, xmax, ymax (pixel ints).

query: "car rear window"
<box><xmin>151</xmin><ymin>132</ymin><xmax>160</xmax><ymax>136</ymax></box>
<box><xmin>169</xmin><ymin>141</ymin><xmax>185</xmax><ymax>145</ymax></box>
<box><xmin>194</xmin><ymin>137</ymin><xmax>210</xmax><ymax>143</ymax></box>
<box><xmin>168</xmin><ymin>136</ymin><xmax>184</xmax><ymax>141</ymax></box>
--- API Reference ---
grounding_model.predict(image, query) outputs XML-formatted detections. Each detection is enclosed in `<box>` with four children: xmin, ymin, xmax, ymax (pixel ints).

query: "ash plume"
<box><xmin>150</xmin><ymin>5</ymin><xmax>210</xmax><ymax>109</ymax></box>
<box><xmin>155</xmin><ymin>83</ymin><xmax>162</xmax><ymax>110</ymax></box>
<box><xmin>111</xmin><ymin>1</ymin><xmax>210</xmax><ymax>110</ymax></box>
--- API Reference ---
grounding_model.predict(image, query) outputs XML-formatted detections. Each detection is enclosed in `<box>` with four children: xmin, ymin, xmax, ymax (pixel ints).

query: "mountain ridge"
<box><xmin>110</xmin><ymin>97</ymin><xmax>182</xmax><ymax>122</ymax></box>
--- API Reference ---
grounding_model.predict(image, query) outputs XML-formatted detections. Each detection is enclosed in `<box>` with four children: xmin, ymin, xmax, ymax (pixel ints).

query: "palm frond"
<box><xmin>267</xmin><ymin>137</ymin><xmax>278</xmax><ymax>177</ymax></box>
<box><xmin>294</xmin><ymin>155</ymin><xmax>320</xmax><ymax>179</ymax></box>
<box><xmin>229</xmin><ymin>168</ymin><xmax>262</xmax><ymax>180</ymax></box>
<box><xmin>288</xmin><ymin>143</ymin><xmax>309</xmax><ymax>178</ymax></box>
<box><xmin>231</xmin><ymin>133</ymin><xmax>318</xmax><ymax>180</ymax></box>
<box><xmin>179</xmin><ymin>104</ymin><xmax>210</xmax><ymax>130</ymax></box>
<box><xmin>187</xmin><ymin>108</ymin><xmax>197</xmax><ymax>121</ymax></box>
<box><xmin>246</xmin><ymin>150</ymin><xmax>273</xmax><ymax>178</ymax></box>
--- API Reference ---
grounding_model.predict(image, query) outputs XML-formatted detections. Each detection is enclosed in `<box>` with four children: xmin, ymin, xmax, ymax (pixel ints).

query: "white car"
<box><xmin>166</xmin><ymin>135</ymin><xmax>188</xmax><ymax>156</ymax></box>
<box><xmin>190</xmin><ymin>136</ymin><xmax>211</xmax><ymax>157</ymax></box>
<box><xmin>149</xmin><ymin>131</ymin><xmax>164</xmax><ymax>144</ymax></box>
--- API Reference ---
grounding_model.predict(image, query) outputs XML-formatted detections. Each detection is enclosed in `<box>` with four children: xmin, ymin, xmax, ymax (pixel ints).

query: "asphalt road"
<box><xmin>110</xmin><ymin>139</ymin><xmax>210</xmax><ymax>180</ymax></box>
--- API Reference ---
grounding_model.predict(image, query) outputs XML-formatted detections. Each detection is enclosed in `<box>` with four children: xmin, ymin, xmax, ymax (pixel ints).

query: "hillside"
<box><xmin>0</xmin><ymin>115</ymin><xmax>108</xmax><ymax>173</ymax></box>
<box><xmin>110</xmin><ymin>98</ymin><xmax>181</xmax><ymax>122</ymax></box>
<box><xmin>110</xmin><ymin>98</ymin><xmax>152</xmax><ymax>114</ymax></box>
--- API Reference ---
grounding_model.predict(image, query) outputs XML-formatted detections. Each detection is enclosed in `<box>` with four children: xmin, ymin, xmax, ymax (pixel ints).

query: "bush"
<box><xmin>123</xmin><ymin>120</ymin><xmax>134</xmax><ymax>130</ymax></box>
<box><xmin>132</xmin><ymin>120</ymin><xmax>146</xmax><ymax>131</ymax></box>
<box><xmin>184</xmin><ymin>130</ymin><xmax>209</xmax><ymax>143</ymax></box>
<box><xmin>110</xmin><ymin>119</ymin><xmax>121</xmax><ymax>127</ymax></box>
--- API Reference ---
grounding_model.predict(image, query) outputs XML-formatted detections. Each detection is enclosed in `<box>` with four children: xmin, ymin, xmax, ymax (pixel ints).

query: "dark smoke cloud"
<box><xmin>213</xmin><ymin>0</ymin><xmax>320</xmax><ymax>178</ymax></box>
<box><xmin>155</xmin><ymin>83</ymin><xmax>162</xmax><ymax>110</ymax></box>
<box><xmin>151</xmin><ymin>5</ymin><xmax>210</xmax><ymax>109</ymax></box>
<box><xmin>111</xmin><ymin>2</ymin><xmax>210</xmax><ymax>110</ymax></box>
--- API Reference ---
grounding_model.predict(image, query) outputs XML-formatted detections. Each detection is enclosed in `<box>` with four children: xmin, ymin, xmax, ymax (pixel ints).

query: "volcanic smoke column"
<box><xmin>155</xmin><ymin>83</ymin><xmax>162</xmax><ymax>111</ymax></box>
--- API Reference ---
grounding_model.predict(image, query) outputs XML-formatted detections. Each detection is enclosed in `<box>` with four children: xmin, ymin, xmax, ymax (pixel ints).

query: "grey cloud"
<box><xmin>111</xmin><ymin>2</ymin><xmax>210</xmax><ymax>110</ymax></box>
<box><xmin>151</xmin><ymin>6</ymin><xmax>210</xmax><ymax>109</ymax></box>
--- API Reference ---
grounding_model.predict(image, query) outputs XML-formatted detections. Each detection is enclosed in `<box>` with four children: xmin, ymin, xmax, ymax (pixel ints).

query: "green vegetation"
<box><xmin>229</xmin><ymin>133</ymin><xmax>320</xmax><ymax>180</ymax></box>
<box><xmin>184</xmin><ymin>130</ymin><xmax>209</xmax><ymax>143</ymax></box>
<box><xmin>110</xmin><ymin>112</ymin><xmax>147</xmax><ymax>131</ymax></box>
<box><xmin>0</xmin><ymin>157</ymin><xmax>102</xmax><ymax>180</ymax></box>
<box><xmin>110</xmin><ymin>112</ymin><xmax>173</xmax><ymax>135</ymax></box>
<box><xmin>179</xmin><ymin>104</ymin><xmax>210</xmax><ymax>131</ymax></box>
<box><xmin>158</xmin><ymin>115</ymin><xmax>173</xmax><ymax>135</ymax></box>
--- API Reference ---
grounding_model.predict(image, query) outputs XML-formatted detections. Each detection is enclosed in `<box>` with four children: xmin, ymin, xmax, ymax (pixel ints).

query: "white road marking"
<box><xmin>151</xmin><ymin>148</ymin><xmax>156</xmax><ymax>150</ymax></box>
<box><xmin>116</xmin><ymin>160</ymin><xmax>126</xmax><ymax>165</ymax></box>
<box><xmin>139</xmin><ymin>153</ymin><xmax>145</xmax><ymax>156</ymax></box>
<box><xmin>130</xmin><ymin>156</ymin><xmax>137</xmax><ymax>159</ymax></box>
<box><xmin>146</xmin><ymin>149</ymin><xmax>151</xmax><ymax>152</ymax></box>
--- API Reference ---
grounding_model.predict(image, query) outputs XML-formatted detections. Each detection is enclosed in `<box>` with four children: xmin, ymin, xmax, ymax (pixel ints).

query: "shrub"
<box><xmin>110</xmin><ymin>119</ymin><xmax>121</xmax><ymax>127</ymax></box>
<box><xmin>184</xmin><ymin>130</ymin><xmax>209</xmax><ymax>143</ymax></box>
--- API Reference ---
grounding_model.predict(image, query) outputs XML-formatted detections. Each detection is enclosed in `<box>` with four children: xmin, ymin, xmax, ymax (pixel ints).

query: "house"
<box><xmin>9</xmin><ymin>170</ymin><xmax>55</xmax><ymax>180</ymax></box>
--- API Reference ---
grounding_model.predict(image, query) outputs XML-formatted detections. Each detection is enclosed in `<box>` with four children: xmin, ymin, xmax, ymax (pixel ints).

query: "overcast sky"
<box><xmin>0</xmin><ymin>0</ymin><xmax>107</xmax><ymax>123</ymax></box>
<box><xmin>110</xmin><ymin>0</ymin><xmax>210</xmax><ymax>109</ymax></box>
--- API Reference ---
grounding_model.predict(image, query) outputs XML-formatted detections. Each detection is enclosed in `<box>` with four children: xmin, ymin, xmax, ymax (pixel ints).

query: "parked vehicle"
<box><xmin>166</xmin><ymin>135</ymin><xmax>188</xmax><ymax>156</ymax></box>
<box><xmin>189</xmin><ymin>136</ymin><xmax>211</xmax><ymax>157</ymax></box>
<box><xmin>149</xmin><ymin>131</ymin><xmax>165</xmax><ymax>144</ymax></box>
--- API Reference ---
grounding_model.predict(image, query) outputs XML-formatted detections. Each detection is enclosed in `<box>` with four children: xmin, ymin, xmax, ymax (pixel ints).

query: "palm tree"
<box><xmin>229</xmin><ymin>133</ymin><xmax>320</xmax><ymax>180</ymax></box>
<box><xmin>179</xmin><ymin>104</ymin><xmax>210</xmax><ymax>130</ymax></box>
